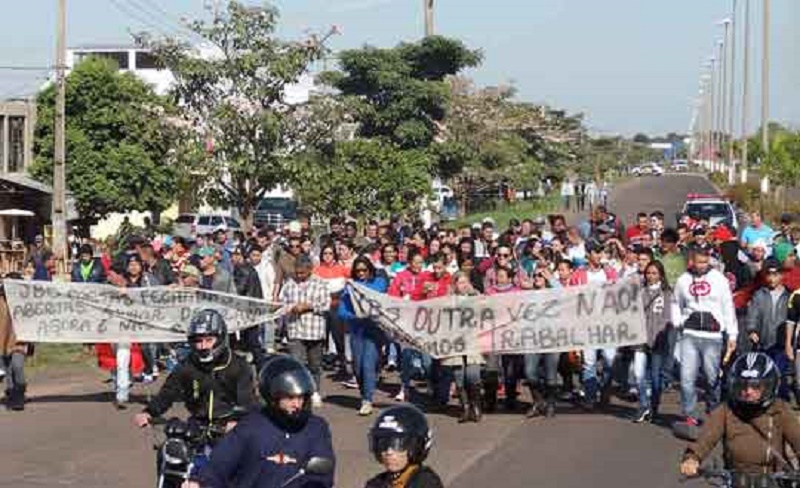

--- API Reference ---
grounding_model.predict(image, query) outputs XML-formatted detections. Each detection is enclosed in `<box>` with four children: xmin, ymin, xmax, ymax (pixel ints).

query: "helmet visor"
<box><xmin>732</xmin><ymin>378</ymin><xmax>776</xmax><ymax>405</ymax></box>
<box><xmin>371</xmin><ymin>433</ymin><xmax>412</xmax><ymax>455</ymax></box>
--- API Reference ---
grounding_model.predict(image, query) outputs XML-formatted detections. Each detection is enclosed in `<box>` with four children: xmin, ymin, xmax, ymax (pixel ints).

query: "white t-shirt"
<box><xmin>587</xmin><ymin>268</ymin><xmax>608</xmax><ymax>285</ymax></box>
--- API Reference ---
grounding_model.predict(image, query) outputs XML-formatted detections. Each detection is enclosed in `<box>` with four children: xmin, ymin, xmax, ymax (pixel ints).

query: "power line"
<box><xmin>0</xmin><ymin>66</ymin><xmax>53</xmax><ymax>71</ymax></box>
<box><xmin>106</xmin><ymin>0</ymin><xmax>175</xmax><ymax>39</ymax></box>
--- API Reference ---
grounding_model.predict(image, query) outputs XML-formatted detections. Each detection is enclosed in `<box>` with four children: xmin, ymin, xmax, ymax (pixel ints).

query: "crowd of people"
<box><xmin>5</xmin><ymin>194</ymin><xmax>800</xmax><ymax>485</ymax></box>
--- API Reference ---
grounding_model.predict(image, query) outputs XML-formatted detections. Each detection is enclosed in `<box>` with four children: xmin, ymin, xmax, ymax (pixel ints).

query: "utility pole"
<box><xmin>52</xmin><ymin>0</ymin><xmax>68</xmax><ymax>267</ymax></box>
<box><xmin>424</xmin><ymin>0</ymin><xmax>434</xmax><ymax>37</ymax></box>
<box><xmin>717</xmin><ymin>39</ymin><xmax>726</xmax><ymax>174</ymax></box>
<box><xmin>760</xmin><ymin>0</ymin><xmax>771</xmax><ymax>194</ymax></box>
<box><xmin>727</xmin><ymin>1</ymin><xmax>737</xmax><ymax>185</ymax></box>
<box><xmin>740</xmin><ymin>0</ymin><xmax>751</xmax><ymax>183</ymax></box>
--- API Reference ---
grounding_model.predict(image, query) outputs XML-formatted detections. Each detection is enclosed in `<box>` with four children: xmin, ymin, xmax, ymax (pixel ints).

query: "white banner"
<box><xmin>5</xmin><ymin>280</ymin><xmax>278</xmax><ymax>343</ymax></box>
<box><xmin>350</xmin><ymin>280</ymin><xmax>647</xmax><ymax>358</ymax></box>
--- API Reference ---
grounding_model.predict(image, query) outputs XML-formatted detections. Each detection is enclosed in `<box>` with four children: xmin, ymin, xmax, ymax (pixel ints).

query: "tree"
<box><xmin>144</xmin><ymin>2</ymin><xmax>336</xmax><ymax>229</ymax></box>
<box><xmin>295</xmin><ymin>36</ymin><xmax>481</xmax><ymax>217</ymax></box>
<box><xmin>30</xmin><ymin>57</ymin><xmax>178</xmax><ymax>233</ymax></box>
<box><xmin>295</xmin><ymin>139</ymin><xmax>433</xmax><ymax>217</ymax></box>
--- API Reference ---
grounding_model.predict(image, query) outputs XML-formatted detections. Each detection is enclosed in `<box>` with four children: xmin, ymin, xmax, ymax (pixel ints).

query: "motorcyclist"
<box><xmin>186</xmin><ymin>354</ymin><xmax>335</xmax><ymax>488</ymax></box>
<box><xmin>365</xmin><ymin>404</ymin><xmax>443</xmax><ymax>488</ymax></box>
<box><xmin>133</xmin><ymin>309</ymin><xmax>255</xmax><ymax>430</ymax></box>
<box><xmin>679</xmin><ymin>352</ymin><xmax>800</xmax><ymax>483</ymax></box>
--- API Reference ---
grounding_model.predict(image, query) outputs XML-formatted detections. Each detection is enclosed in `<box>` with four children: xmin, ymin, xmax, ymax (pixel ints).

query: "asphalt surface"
<box><xmin>0</xmin><ymin>174</ymin><xmax>719</xmax><ymax>488</ymax></box>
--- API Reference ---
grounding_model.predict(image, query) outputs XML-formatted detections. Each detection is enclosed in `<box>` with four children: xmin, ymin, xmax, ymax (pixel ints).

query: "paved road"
<box><xmin>0</xmin><ymin>175</ymin><xmax>718</xmax><ymax>488</ymax></box>
<box><xmin>451</xmin><ymin>174</ymin><xmax>718</xmax><ymax>488</ymax></box>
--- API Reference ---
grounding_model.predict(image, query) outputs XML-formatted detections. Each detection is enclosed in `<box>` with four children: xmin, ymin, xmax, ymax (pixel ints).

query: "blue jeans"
<box><xmin>633</xmin><ymin>349</ymin><xmax>666</xmax><ymax>410</ymax></box>
<box><xmin>582</xmin><ymin>347</ymin><xmax>617</xmax><ymax>402</ymax></box>
<box><xmin>524</xmin><ymin>353</ymin><xmax>559</xmax><ymax>386</ymax></box>
<box><xmin>350</xmin><ymin>323</ymin><xmax>382</xmax><ymax>403</ymax></box>
<box><xmin>451</xmin><ymin>363</ymin><xmax>482</xmax><ymax>390</ymax></box>
<box><xmin>680</xmin><ymin>334</ymin><xmax>722</xmax><ymax>418</ymax></box>
<box><xmin>400</xmin><ymin>348</ymin><xmax>452</xmax><ymax>404</ymax></box>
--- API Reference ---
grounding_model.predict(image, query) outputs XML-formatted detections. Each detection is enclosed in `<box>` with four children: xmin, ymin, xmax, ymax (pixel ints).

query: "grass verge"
<box><xmin>453</xmin><ymin>194</ymin><xmax>561</xmax><ymax>227</ymax></box>
<box><xmin>26</xmin><ymin>344</ymin><xmax>96</xmax><ymax>376</ymax></box>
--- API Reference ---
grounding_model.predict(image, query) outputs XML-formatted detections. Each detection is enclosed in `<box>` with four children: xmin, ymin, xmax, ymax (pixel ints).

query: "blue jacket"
<box><xmin>70</xmin><ymin>258</ymin><xmax>106</xmax><ymax>283</ymax></box>
<box><xmin>195</xmin><ymin>410</ymin><xmax>335</xmax><ymax>488</ymax></box>
<box><xmin>337</xmin><ymin>277</ymin><xmax>388</xmax><ymax>329</ymax></box>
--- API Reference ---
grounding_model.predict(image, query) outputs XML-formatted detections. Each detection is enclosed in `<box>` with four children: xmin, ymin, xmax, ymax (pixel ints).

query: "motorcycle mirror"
<box><xmin>304</xmin><ymin>457</ymin><xmax>334</xmax><ymax>476</ymax></box>
<box><xmin>672</xmin><ymin>422</ymin><xmax>699</xmax><ymax>442</ymax></box>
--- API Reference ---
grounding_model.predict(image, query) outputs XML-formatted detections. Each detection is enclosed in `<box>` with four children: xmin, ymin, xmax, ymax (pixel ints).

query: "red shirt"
<box><xmin>419</xmin><ymin>272</ymin><xmax>452</xmax><ymax>299</ymax></box>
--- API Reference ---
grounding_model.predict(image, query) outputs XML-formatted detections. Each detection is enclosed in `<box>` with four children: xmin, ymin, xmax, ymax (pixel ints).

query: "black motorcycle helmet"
<box><xmin>187</xmin><ymin>309</ymin><xmax>229</xmax><ymax>365</ymax></box>
<box><xmin>728</xmin><ymin>352</ymin><xmax>779</xmax><ymax>418</ymax></box>
<box><xmin>259</xmin><ymin>355</ymin><xmax>316</xmax><ymax>432</ymax></box>
<box><xmin>369</xmin><ymin>404</ymin><xmax>433</xmax><ymax>465</ymax></box>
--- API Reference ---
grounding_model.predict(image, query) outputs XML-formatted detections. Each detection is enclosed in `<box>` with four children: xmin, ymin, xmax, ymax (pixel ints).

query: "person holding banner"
<box><xmin>575</xmin><ymin>239</ymin><xmax>619</xmax><ymax>411</ymax></box>
<box><xmin>440</xmin><ymin>272</ymin><xmax>484</xmax><ymax>423</ymax></box>
<box><xmin>522</xmin><ymin>270</ymin><xmax>560</xmax><ymax>418</ymax></box>
<box><xmin>338</xmin><ymin>255</ymin><xmax>389</xmax><ymax>416</ymax></box>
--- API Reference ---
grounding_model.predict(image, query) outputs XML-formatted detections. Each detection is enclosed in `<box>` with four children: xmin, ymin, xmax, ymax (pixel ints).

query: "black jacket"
<box><xmin>364</xmin><ymin>466</ymin><xmax>444</xmax><ymax>488</ymax></box>
<box><xmin>144</xmin><ymin>351</ymin><xmax>255</xmax><ymax>420</ymax></box>
<box><xmin>146</xmin><ymin>257</ymin><xmax>176</xmax><ymax>286</ymax></box>
<box><xmin>233</xmin><ymin>263</ymin><xmax>263</xmax><ymax>299</ymax></box>
<box><xmin>70</xmin><ymin>258</ymin><xmax>106</xmax><ymax>283</ymax></box>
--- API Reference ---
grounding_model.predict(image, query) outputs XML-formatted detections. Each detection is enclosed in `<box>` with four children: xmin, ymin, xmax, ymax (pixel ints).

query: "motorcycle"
<box><xmin>685</xmin><ymin>467</ymin><xmax>800</xmax><ymax>488</ymax></box>
<box><xmin>151</xmin><ymin>409</ymin><xmax>244</xmax><ymax>488</ymax></box>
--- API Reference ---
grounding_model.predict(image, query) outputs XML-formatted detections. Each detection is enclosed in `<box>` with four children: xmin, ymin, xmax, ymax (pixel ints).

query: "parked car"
<box><xmin>671</xmin><ymin>160</ymin><xmax>689</xmax><ymax>172</ymax></box>
<box><xmin>253</xmin><ymin>197</ymin><xmax>298</xmax><ymax>229</ymax></box>
<box><xmin>173</xmin><ymin>214</ymin><xmax>242</xmax><ymax>239</ymax></box>
<box><xmin>632</xmin><ymin>162</ymin><xmax>664</xmax><ymax>176</ymax></box>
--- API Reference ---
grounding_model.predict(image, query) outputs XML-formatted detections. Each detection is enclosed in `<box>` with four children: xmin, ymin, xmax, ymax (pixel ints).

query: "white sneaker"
<box><xmin>311</xmin><ymin>392</ymin><xmax>323</xmax><ymax>408</ymax></box>
<box><xmin>393</xmin><ymin>390</ymin><xmax>405</xmax><ymax>402</ymax></box>
<box><xmin>358</xmin><ymin>401</ymin><xmax>373</xmax><ymax>416</ymax></box>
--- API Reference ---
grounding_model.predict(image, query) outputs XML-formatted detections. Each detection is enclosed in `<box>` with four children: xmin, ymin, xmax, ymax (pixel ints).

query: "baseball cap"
<box><xmin>471</xmin><ymin>222</ymin><xmax>481</xmax><ymax>230</ymax></box>
<box><xmin>532</xmin><ymin>216</ymin><xmax>546</xmax><ymax>225</ymax></box>
<box><xmin>35</xmin><ymin>234</ymin><xmax>43</xmax><ymax>242</ymax></box>
<box><xmin>763</xmin><ymin>258</ymin><xmax>781</xmax><ymax>274</ymax></box>
<box><xmin>181</xmin><ymin>265</ymin><xmax>201</xmax><ymax>279</ymax></box>
<box><xmin>197</xmin><ymin>246</ymin><xmax>216</xmax><ymax>257</ymax></box>
<box><xmin>585</xmin><ymin>239</ymin><xmax>604</xmax><ymax>253</ymax></box>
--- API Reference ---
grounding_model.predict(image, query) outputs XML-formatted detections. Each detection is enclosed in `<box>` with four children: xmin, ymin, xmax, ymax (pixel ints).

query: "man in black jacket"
<box><xmin>133</xmin><ymin>310</ymin><xmax>255</xmax><ymax>427</ymax></box>
<box><xmin>140</xmin><ymin>243</ymin><xmax>175</xmax><ymax>285</ymax></box>
<box><xmin>231</xmin><ymin>245</ymin><xmax>266</xmax><ymax>368</ymax></box>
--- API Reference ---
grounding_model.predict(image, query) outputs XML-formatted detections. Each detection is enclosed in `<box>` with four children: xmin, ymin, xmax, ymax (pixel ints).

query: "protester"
<box><xmin>0</xmin><ymin>273</ymin><xmax>28</xmax><ymax>411</ymax></box>
<box><xmin>673</xmin><ymin>248</ymin><xmax>738</xmax><ymax>426</ymax></box>
<box><xmin>70</xmin><ymin>244</ymin><xmax>106</xmax><ymax>283</ymax></box>
<box><xmin>632</xmin><ymin>261</ymin><xmax>674</xmax><ymax>423</ymax></box>
<box><xmin>279</xmin><ymin>254</ymin><xmax>330</xmax><ymax>407</ymax></box>
<box><xmin>338</xmin><ymin>256</ymin><xmax>389</xmax><ymax>416</ymax></box>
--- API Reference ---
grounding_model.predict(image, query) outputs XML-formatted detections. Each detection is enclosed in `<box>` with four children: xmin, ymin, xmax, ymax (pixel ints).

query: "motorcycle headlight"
<box><xmin>162</xmin><ymin>438</ymin><xmax>190</xmax><ymax>465</ymax></box>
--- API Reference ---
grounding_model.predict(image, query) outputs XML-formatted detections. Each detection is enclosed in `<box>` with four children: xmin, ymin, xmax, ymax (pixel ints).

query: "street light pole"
<box><xmin>760</xmin><ymin>0</ymin><xmax>771</xmax><ymax>194</ymax></box>
<box><xmin>740</xmin><ymin>0</ymin><xmax>751</xmax><ymax>183</ymax></box>
<box><xmin>717</xmin><ymin>38</ymin><xmax>726</xmax><ymax>174</ymax></box>
<box><xmin>52</xmin><ymin>0</ymin><xmax>68</xmax><ymax>266</ymax></box>
<box><xmin>424</xmin><ymin>0</ymin><xmax>434</xmax><ymax>37</ymax></box>
<box><xmin>727</xmin><ymin>1</ymin><xmax>737</xmax><ymax>185</ymax></box>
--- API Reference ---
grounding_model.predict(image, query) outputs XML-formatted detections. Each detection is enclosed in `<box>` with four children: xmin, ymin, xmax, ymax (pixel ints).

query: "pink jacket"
<box><xmin>569</xmin><ymin>266</ymin><xmax>618</xmax><ymax>286</ymax></box>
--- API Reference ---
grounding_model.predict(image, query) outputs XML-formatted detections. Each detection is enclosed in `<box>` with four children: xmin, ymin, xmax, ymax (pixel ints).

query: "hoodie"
<box><xmin>672</xmin><ymin>268</ymin><xmax>738</xmax><ymax>342</ymax></box>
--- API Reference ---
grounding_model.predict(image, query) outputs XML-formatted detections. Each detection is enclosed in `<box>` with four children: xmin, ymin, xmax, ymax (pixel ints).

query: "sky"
<box><xmin>1</xmin><ymin>0</ymin><xmax>798</xmax><ymax>136</ymax></box>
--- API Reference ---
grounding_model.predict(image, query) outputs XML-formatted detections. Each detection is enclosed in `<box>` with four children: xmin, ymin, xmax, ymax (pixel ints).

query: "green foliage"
<box><xmin>295</xmin><ymin>36</ymin><xmax>480</xmax><ymax>217</ymax></box>
<box><xmin>144</xmin><ymin>1</ymin><xmax>335</xmax><ymax>228</ymax></box>
<box><xmin>30</xmin><ymin>57</ymin><xmax>178</xmax><ymax>226</ymax></box>
<box><xmin>323</xmin><ymin>36</ymin><xmax>481</xmax><ymax>149</ymax></box>
<box><xmin>294</xmin><ymin>139</ymin><xmax>433</xmax><ymax>217</ymax></box>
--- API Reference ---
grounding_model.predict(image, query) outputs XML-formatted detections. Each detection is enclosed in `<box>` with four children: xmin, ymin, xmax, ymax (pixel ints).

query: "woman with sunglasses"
<box><xmin>338</xmin><ymin>255</ymin><xmax>389</xmax><ymax>416</ymax></box>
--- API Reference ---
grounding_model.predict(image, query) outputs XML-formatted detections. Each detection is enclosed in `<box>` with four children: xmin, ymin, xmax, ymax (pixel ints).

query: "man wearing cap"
<box><xmin>70</xmin><ymin>244</ymin><xmax>106</xmax><ymax>283</ymax></box>
<box><xmin>180</xmin><ymin>265</ymin><xmax>201</xmax><ymax>288</ymax></box>
<box><xmin>744</xmin><ymin>258</ymin><xmax>789</xmax><ymax>357</ymax></box>
<box><xmin>197</xmin><ymin>246</ymin><xmax>235</xmax><ymax>294</ymax></box>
